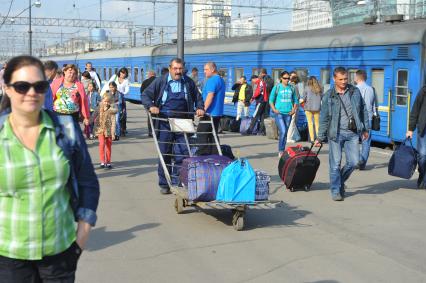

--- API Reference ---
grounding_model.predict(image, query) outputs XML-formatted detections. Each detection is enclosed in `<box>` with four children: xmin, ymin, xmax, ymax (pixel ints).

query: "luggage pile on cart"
<box><xmin>149</xmin><ymin>112</ymin><xmax>282</xmax><ymax>231</ymax></box>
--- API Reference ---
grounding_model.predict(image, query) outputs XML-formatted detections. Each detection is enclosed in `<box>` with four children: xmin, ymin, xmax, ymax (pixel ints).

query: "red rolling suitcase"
<box><xmin>278</xmin><ymin>144</ymin><xmax>322</xmax><ymax>191</ymax></box>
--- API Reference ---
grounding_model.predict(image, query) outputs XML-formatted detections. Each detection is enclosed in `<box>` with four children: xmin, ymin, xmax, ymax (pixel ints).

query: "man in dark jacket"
<box><xmin>315</xmin><ymin>67</ymin><xmax>369</xmax><ymax>201</ymax></box>
<box><xmin>248</xmin><ymin>68</ymin><xmax>274</xmax><ymax>134</ymax></box>
<box><xmin>140</xmin><ymin>70</ymin><xmax>156</xmax><ymax>137</ymax></box>
<box><xmin>232</xmin><ymin>75</ymin><xmax>253</xmax><ymax>120</ymax></box>
<box><xmin>141</xmin><ymin>58</ymin><xmax>204</xmax><ymax>194</ymax></box>
<box><xmin>407</xmin><ymin>85</ymin><xmax>426</xmax><ymax>189</ymax></box>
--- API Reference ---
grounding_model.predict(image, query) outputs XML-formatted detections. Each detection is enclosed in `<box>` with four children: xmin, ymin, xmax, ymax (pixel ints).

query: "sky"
<box><xmin>0</xmin><ymin>0</ymin><xmax>293</xmax><ymax>54</ymax></box>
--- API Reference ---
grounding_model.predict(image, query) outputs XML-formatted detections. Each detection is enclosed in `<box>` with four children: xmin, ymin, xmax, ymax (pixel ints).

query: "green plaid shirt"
<box><xmin>0</xmin><ymin>111</ymin><xmax>76</xmax><ymax>260</ymax></box>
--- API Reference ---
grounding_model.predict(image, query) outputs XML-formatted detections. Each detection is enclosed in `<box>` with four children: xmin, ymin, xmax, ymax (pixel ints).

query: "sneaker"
<box><xmin>99</xmin><ymin>163</ymin><xmax>105</xmax><ymax>169</ymax></box>
<box><xmin>105</xmin><ymin>164</ymin><xmax>112</xmax><ymax>169</ymax></box>
<box><xmin>332</xmin><ymin>193</ymin><xmax>343</xmax><ymax>201</ymax></box>
<box><xmin>160</xmin><ymin>187</ymin><xmax>171</xmax><ymax>195</ymax></box>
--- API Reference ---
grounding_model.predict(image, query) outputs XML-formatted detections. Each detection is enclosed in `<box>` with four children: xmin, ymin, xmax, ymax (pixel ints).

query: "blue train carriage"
<box><xmin>154</xmin><ymin>19</ymin><xmax>426</xmax><ymax>144</ymax></box>
<box><xmin>46</xmin><ymin>46</ymin><xmax>158</xmax><ymax>103</ymax></box>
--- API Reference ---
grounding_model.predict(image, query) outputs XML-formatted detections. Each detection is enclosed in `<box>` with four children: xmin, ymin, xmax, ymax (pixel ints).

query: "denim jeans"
<box><xmin>417</xmin><ymin>130</ymin><xmax>426</xmax><ymax>186</ymax></box>
<box><xmin>329</xmin><ymin>131</ymin><xmax>360</xmax><ymax>196</ymax></box>
<box><xmin>275</xmin><ymin>113</ymin><xmax>292</xmax><ymax>152</ymax></box>
<box><xmin>359</xmin><ymin>121</ymin><xmax>372</xmax><ymax>167</ymax></box>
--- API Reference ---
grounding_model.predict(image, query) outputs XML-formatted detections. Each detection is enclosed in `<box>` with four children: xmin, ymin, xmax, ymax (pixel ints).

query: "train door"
<box><xmin>390</xmin><ymin>63</ymin><xmax>412</xmax><ymax>141</ymax></box>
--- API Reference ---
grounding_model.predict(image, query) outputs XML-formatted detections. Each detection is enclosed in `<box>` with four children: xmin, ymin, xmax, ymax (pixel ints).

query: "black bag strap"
<box><xmin>336</xmin><ymin>88</ymin><xmax>354</xmax><ymax>119</ymax></box>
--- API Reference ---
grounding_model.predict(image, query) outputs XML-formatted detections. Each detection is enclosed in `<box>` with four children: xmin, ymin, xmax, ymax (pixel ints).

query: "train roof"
<box><xmin>44</xmin><ymin>45</ymin><xmax>159</xmax><ymax>62</ymax></box>
<box><xmin>154</xmin><ymin>19</ymin><xmax>426</xmax><ymax>56</ymax></box>
<box><xmin>45</xmin><ymin>19</ymin><xmax>426</xmax><ymax>61</ymax></box>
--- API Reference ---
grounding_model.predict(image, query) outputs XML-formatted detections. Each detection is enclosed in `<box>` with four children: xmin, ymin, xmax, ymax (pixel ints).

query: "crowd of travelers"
<box><xmin>0</xmin><ymin>54</ymin><xmax>425</xmax><ymax>281</ymax></box>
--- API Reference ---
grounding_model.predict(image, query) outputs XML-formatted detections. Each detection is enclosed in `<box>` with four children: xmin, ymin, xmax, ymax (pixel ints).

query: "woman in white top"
<box><xmin>101</xmin><ymin>67</ymin><xmax>129</xmax><ymax>97</ymax></box>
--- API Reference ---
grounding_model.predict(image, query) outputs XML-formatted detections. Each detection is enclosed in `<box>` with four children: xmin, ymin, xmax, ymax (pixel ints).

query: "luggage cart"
<box><xmin>148</xmin><ymin>111</ymin><xmax>283</xmax><ymax>231</ymax></box>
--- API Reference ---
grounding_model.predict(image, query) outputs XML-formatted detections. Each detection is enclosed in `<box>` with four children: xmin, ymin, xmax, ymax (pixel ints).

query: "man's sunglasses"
<box><xmin>282</xmin><ymin>77</ymin><xmax>290</xmax><ymax>80</ymax></box>
<box><xmin>7</xmin><ymin>81</ymin><xmax>50</xmax><ymax>95</ymax></box>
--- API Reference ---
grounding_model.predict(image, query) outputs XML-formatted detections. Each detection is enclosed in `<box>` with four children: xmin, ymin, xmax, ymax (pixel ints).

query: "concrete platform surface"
<box><xmin>77</xmin><ymin>104</ymin><xmax>426</xmax><ymax>283</ymax></box>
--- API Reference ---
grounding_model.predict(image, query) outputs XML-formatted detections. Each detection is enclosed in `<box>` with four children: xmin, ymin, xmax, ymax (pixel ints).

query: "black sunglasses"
<box><xmin>7</xmin><ymin>81</ymin><xmax>50</xmax><ymax>95</ymax></box>
<box><xmin>282</xmin><ymin>77</ymin><xmax>290</xmax><ymax>80</ymax></box>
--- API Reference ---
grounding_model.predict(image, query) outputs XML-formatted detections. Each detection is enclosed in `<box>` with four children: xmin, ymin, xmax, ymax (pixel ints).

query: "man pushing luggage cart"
<box><xmin>141</xmin><ymin>57</ymin><xmax>204</xmax><ymax>194</ymax></box>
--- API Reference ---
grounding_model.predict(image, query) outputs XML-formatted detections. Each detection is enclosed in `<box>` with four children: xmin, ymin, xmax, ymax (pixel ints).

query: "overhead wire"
<box><xmin>0</xmin><ymin>0</ymin><xmax>15</xmax><ymax>30</ymax></box>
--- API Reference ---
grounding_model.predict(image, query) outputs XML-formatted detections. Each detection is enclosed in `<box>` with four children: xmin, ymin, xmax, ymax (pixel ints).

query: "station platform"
<box><xmin>78</xmin><ymin>103</ymin><xmax>426</xmax><ymax>283</ymax></box>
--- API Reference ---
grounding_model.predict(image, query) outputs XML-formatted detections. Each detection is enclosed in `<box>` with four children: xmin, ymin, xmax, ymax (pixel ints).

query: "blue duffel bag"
<box><xmin>388</xmin><ymin>138</ymin><xmax>418</xmax><ymax>179</ymax></box>
<box><xmin>216</xmin><ymin>159</ymin><xmax>256</xmax><ymax>202</ymax></box>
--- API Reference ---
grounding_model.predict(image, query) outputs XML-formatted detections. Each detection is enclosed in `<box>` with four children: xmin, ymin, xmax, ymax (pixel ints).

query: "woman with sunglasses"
<box><xmin>269</xmin><ymin>71</ymin><xmax>299</xmax><ymax>157</ymax></box>
<box><xmin>51</xmin><ymin>64</ymin><xmax>90</xmax><ymax>125</ymax></box>
<box><xmin>0</xmin><ymin>55</ymin><xmax>99</xmax><ymax>282</ymax></box>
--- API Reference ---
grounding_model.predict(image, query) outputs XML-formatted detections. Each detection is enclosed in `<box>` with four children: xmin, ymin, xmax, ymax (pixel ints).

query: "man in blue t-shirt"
<box><xmin>196</xmin><ymin>61</ymin><xmax>226</xmax><ymax>155</ymax></box>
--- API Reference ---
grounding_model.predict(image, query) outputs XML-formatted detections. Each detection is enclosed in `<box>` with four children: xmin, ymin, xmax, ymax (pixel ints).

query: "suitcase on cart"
<box><xmin>179</xmin><ymin>155</ymin><xmax>232</xmax><ymax>201</ymax></box>
<box><xmin>264</xmin><ymin>117</ymin><xmax>278</xmax><ymax>140</ymax></box>
<box><xmin>278</xmin><ymin>144</ymin><xmax>321</xmax><ymax>192</ymax></box>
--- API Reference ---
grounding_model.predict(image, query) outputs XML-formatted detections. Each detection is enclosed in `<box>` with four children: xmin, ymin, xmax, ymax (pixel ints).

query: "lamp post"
<box><xmin>29</xmin><ymin>0</ymin><xmax>41</xmax><ymax>56</ymax></box>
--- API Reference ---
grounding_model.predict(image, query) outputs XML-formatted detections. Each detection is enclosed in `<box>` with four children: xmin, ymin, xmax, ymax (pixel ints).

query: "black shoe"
<box><xmin>99</xmin><ymin>163</ymin><xmax>105</xmax><ymax>169</ymax></box>
<box><xmin>115</xmin><ymin>136</ymin><xmax>120</xmax><ymax>141</ymax></box>
<box><xmin>105</xmin><ymin>164</ymin><xmax>112</xmax><ymax>169</ymax></box>
<box><xmin>417</xmin><ymin>180</ymin><xmax>425</xmax><ymax>189</ymax></box>
<box><xmin>358</xmin><ymin>161</ymin><xmax>366</xmax><ymax>170</ymax></box>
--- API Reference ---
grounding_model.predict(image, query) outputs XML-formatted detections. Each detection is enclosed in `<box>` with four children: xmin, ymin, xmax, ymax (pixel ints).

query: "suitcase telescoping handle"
<box><xmin>303</xmin><ymin>142</ymin><xmax>323</xmax><ymax>162</ymax></box>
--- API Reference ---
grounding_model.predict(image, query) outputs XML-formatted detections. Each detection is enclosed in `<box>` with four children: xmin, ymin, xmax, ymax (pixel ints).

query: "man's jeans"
<box><xmin>275</xmin><ymin>113</ymin><xmax>292</xmax><ymax>152</ymax></box>
<box><xmin>329</xmin><ymin>131</ymin><xmax>360</xmax><ymax>196</ymax></box>
<box><xmin>359</xmin><ymin>121</ymin><xmax>372</xmax><ymax>168</ymax></box>
<box><xmin>417</xmin><ymin>130</ymin><xmax>426</xmax><ymax>186</ymax></box>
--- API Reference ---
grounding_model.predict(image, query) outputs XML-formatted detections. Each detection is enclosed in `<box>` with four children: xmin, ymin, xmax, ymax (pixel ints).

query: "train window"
<box><xmin>134</xmin><ymin>68</ymin><xmax>139</xmax><ymax>83</ymax></box>
<box><xmin>371</xmin><ymin>69</ymin><xmax>384</xmax><ymax>104</ymax></box>
<box><xmin>140</xmin><ymin>68</ymin><xmax>144</xmax><ymax>81</ymax></box>
<box><xmin>348</xmin><ymin>69</ymin><xmax>357</xmax><ymax>85</ymax></box>
<box><xmin>108</xmin><ymin>68</ymin><xmax>112</xmax><ymax>79</ymax></box>
<box><xmin>219</xmin><ymin>68</ymin><xmax>227</xmax><ymax>85</ymax></box>
<box><xmin>127</xmin><ymin>67</ymin><xmax>131</xmax><ymax>81</ymax></box>
<box><xmin>252</xmin><ymin>68</ymin><xmax>260</xmax><ymax>76</ymax></box>
<box><xmin>103</xmin><ymin>67</ymin><xmax>107</xmax><ymax>81</ymax></box>
<box><xmin>396</xmin><ymin>69</ymin><xmax>408</xmax><ymax>106</ymax></box>
<box><xmin>234</xmin><ymin>68</ymin><xmax>244</xmax><ymax>83</ymax></box>
<box><xmin>272</xmin><ymin>68</ymin><xmax>284</xmax><ymax>85</ymax></box>
<box><xmin>320</xmin><ymin>68</ymin><xmax>331</xmax><ymax>92</ymax></box>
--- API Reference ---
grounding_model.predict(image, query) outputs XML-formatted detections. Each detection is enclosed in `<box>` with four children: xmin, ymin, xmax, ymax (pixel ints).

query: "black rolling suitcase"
<box><xmin>278</xmin><ymin>143</ymin><xmax>322</xmax><ymax>191</ymax></box>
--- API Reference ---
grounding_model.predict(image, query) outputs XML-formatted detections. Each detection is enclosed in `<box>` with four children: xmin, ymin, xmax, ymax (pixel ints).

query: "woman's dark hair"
<box><xmin>1</xmin><ymin>55</ymin><xmax>46</xmax><ymax>113</ymax></box>
<box><xmin>109</xmin><ymin>81</ymin><xmax>117</xmax><ymax>88</ymax></box>
<box><xmin>81</xmin><ymin>71</ymin><xmax>91</xmax><ymax>79</ymax></box>
<box><xmin>280</xmin><ymin>71</ymin><xmax>290</xmax><ymax>78</ymax></box>
<box><xmin>117</xmin><ymin>67</ymin><xmax>128</xmax><ymax>78</ymax></box>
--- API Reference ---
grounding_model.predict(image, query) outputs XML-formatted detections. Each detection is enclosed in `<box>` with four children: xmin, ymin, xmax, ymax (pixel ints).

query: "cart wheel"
<box><xmin>304</xmin><ymin>185</ymin><xmax>310</xmax><ymax>192</ymax></box>
<box><xmin>232</xmin><ymin>211</ymin><xmax>245</xmax><ymax>231</ymax></box>
<box><xmin>174</xmin><ymin>196</ymin><xmax>184</xmax><ymax>214</ymax></box>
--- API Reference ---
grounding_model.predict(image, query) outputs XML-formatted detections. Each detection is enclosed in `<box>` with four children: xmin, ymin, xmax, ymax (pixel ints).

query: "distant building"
<box><xmin>330</xmin><ymin>0</ymin><xmax>423</xmax><ymax>26</ymax></box>
<box><xmin>292</xmin><ymin>0</ymin><xmax>332</xmax><ymax>31</ymax></box>
<box><xmin>231</xmin><ymin>16</ymin><xmax>259</xmax><ymax>37</ymax></box>
<box><xmin>45</xmin><ymin>38</ymin><xmax>113</xmax><ymax>56</ymax></box>
<box><xmin>192</xmin><ymin>0</ymin><xmax>232</xmax><ymax>40</ymax></box>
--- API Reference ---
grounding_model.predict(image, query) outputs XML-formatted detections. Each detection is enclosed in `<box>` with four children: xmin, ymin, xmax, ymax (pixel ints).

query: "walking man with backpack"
<box><xmin>315</xmin><ymin>67</ymin><xmax>369</xmax><ymax>201</ymax></box>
